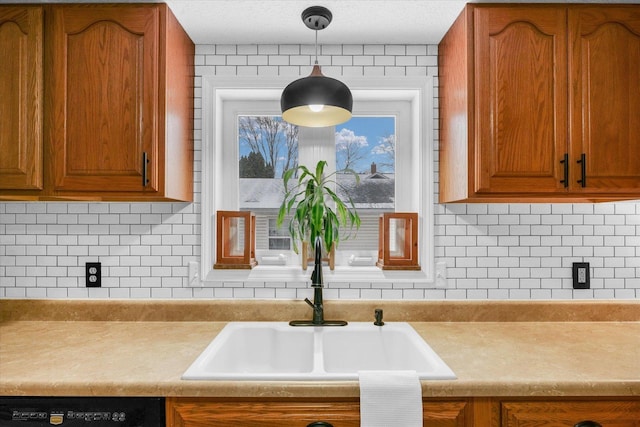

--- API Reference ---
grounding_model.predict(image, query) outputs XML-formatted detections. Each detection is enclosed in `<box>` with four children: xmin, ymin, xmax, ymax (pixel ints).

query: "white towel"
<box><xmin>359</xmin><ymin>370</ymin><xmax>423</xmax><ymax>427</ymax></box>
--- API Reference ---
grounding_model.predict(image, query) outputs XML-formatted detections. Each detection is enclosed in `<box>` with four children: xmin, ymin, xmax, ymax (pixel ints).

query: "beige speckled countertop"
<box><xmin>1</xmin><ymin>299</ymin><xmax>639</xmax><ymax>398</ymax></box>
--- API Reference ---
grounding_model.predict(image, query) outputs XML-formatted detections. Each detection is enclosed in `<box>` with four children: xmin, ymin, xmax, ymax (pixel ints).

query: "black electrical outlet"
<box><xmin>572</xmin><ymin>262</ymin><xmax>590</xmax><ymax>289</ymax></box>
<box><xmin>86</xmin><ymin>262</ymin><xmax>102</xmax><ymax>287</ymax></box>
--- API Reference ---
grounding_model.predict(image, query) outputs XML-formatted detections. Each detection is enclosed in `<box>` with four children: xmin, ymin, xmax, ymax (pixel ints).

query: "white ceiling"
<box><xmin>4</xmin><ymin>0</ymin><xmax>638</xmax><ymax>45</ymax></box>
<box><xmin>165</xmin><ymin>0</ymin><xmax>468</xmax><ymax>45</ymax></box>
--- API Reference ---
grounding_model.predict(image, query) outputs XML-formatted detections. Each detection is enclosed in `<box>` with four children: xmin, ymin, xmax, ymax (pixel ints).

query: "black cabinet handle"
<box><xmin>307</xmin><ymin>422</ymin><xmax>334</xmax><ymax>427</ymax></box>
<box><xmin>560</xmin><ymin>153</ymin><xmax>569</xmax><ymax>188</ymax></box>
<box><xmin>142</xmin><ymin>152</ymin><xmax>149</xmax><ymax>187</ymax></box>
<box><xmin>574</xmin><ymin>421</ymin><xmax>602</xmax><ymax>427</ymax></box>
<box><xmin>577</xmin><ymin>153</ymin><xmax>586</xmax><ymax>188</ymax></box>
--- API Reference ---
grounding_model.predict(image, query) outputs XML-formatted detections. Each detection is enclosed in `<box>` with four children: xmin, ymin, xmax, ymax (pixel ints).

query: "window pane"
<box><xmin>237</xmin><ymin>115</ymin><xmax>397</xmax><ymax>257</ymax></box>
<box><xmin>238</xmin><ymin>116</ymin><xmax>298</xmax><ymax>211</ymax></box>
<box><xmin>335</xmin><ymin>117</ymin><xmax>395</xmax><ymax>210</ymax></box>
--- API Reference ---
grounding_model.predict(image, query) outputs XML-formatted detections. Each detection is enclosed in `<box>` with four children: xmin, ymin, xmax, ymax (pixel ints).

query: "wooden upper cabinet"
<box><xmin>48</xmin><ymin>5</ymin><xmax>158</xmax><ymax>194</ymax></box>
<box><xmin>569</xmin><ymin>6</ymin><xmax>640</xmax><ymax>195</ymax></box>
<box><xmin>439</xmin><ymin>4</ymin><xmax>640</xmax><ymax>202</ymax></box>
<box><xmin>0</xmin><ymin>6</ymin><xmax>43</xmax><ymax>191</ymax></box>
<box><xmin>474</xmin><ymin>7</ymin><xmax>567</xmax><ymax>196</ymax></box>
<box><xmin>47</xmin><ymin>4</ymin><xmax>194</xmax><ymax>201</ymax></box>
<box><xmin>0</xmin><ymin>3</ymin><xmax>193</xmax><ymax>201</ymax></box>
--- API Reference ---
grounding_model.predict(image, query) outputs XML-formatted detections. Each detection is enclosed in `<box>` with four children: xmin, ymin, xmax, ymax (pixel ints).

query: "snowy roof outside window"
<box><xmin>239</xmin><ymin>173</ymin><xmax>395</xmax><ymax>211</ymax></box>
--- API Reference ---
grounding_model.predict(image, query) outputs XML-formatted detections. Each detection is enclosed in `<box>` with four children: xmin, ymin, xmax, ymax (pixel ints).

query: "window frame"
<box><xmin>199</xmin><ymin>75</ymin><xmax>435</xmax><ymax>285</ymax></box>
<box><xmin>230</xmin><ymin>102</ymin><xmax>409</xmax><ymax>267</ymax></box>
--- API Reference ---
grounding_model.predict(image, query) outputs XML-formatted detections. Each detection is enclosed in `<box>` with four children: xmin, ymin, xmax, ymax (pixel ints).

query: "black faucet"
<box><xmin>303</xmin><ymin>288</ymin><xmax>325</xmax><ymax>324</ymax></box>
<box><xmin>290</xmin><ymin>237</ymin><xmax>347</xmax><ymax>327</ymax></box>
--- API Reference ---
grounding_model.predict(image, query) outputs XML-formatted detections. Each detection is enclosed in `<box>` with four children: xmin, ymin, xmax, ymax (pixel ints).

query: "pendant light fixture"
<box><xmin>281</xmin><ymin>6</ymin><xmax>353</xmax><ymax>127</ymax></box>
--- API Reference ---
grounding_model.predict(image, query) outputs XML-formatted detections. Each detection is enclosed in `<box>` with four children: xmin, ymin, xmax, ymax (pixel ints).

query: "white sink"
<box><xmin>182</xmin><ymin>322</ymin><xmax>456</xmax><ymax>381</ymax></box>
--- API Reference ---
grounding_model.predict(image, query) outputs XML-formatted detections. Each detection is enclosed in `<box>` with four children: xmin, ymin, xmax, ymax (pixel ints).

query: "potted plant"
<box><xmin>277</xmin><ymin>160</ymin><xmax>361</xmax><ymax>270</ymax></box>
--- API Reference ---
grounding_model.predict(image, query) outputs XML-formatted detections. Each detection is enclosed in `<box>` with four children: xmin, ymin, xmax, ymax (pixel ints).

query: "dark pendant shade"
<box><xmin>281</xmin><ymin>64</ymin><xmax>353</xmax><ymax>127</ymax></box>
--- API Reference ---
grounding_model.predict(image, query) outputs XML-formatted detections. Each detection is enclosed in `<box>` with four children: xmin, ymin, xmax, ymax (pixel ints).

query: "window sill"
<box><xmin>202</xmin><ymin>265</ymin><xmax>434</xmax><ymax>285</ymax></box>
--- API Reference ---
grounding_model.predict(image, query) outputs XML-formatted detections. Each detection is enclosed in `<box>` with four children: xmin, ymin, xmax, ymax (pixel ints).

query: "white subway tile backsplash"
<box><xmin>1</xmin><ymin>43</ymin><xmax>638</xmax><ymax>300</ymax></box>
<box><xmin>373</xmin><ymin>55</ymin><xmax>395</xmax><ymax>66</ymax></box>
<box><xmin>353</xmin><ymin>55</ymin><xmax>374</xmax><ymax>66</ymax></box>
<box><xmin>406</xmin><ymin>67</ymin><xmax>429</xmax><ymax>77</ymax></box>
<box><xmin>395</xmin><ymin>56</ymin><xmax>417</xmax><ymax>66</ymax></box>
<box><xmin>343</xmin><ymin>45</ymin><xmax>364</xmax><ymax>55</ymax></box>
<box><xmin>237</xmin><ymin>45</ymin><xmax>258</xmax><ymax>55</ymax></box>
<box><xmin>257</xmin><ymin>45</ymin><xmax>278</xmax><ymax>55</ymax></box>
<box><xmin>321</xmin><ymin>45</ymin><xmax>342</xmax><ymax>55</ymax></box>
<box><xmin>215</xmin><ymin>45</ymin><xmax>237</xmax><ymax>55</ymax></box>
<box><xmin>268</xmin><ymin>55</ymin><xmax>290</xmax><ymax>66</ymax></box>
<box><xmin>405</xmin><ymin>45</ymin><xmax>427</xmax><ymax>56</ymax></box>
<box><xmin>196</xmin><ymin>45</ymin><xmax>215</xmax><ymax>55</ymax></box>
<box><xmin>331</xmin><ymin>56</ymin><xmax>353</xmax><ymax>66</ymax></box>
<box><xmin>363</xmin><ymin>45</ymin><xmax>384</xmax><ymax>55</ymax></box>
<box><xmin>290</xmin><ymin>55</ymin><xmax>311</xmax><ymax>66</ymax></box>
<box><xmin>416</xmin><ymin>54</ymin><xmax>437</xmax><ymax>67</ymax></box>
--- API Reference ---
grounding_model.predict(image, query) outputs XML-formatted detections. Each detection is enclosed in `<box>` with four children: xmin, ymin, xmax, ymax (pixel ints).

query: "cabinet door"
<box><xmin>474</xmin><ymin>7</ymin><xmax>568</xmax><ymax>195</ymax></box>
<box><xmin>0</xmin><ymin>6</ymin><xmax>43</xmax><ymax>190</ymax></box>
<box><xmin>166</xmin><ymin>398</ymin><xmax>473</xmax><ymax>427</ymax></box>
<box><xmin>47</xmin><ymin>5</ymin><xmax>159</xmax><ymax>193</ymax></box>
<box><xmin>569</xmin><ymin>6</ymin><xmax>640</xmax><ymax>195</ymax></box>
<box><xmin>423</xmin><ymin>400</ymin><xmax>472</xmax><ymax>427</ymax></box>
<box><xmin>166</xmin><ymin>399</ymin><xmax>361</xmax><ymax>427</ymax></box>
<box><xmin>501</xmin><ymin>399</ymin><xmax>640</xmax><ymax>427</ymax></box>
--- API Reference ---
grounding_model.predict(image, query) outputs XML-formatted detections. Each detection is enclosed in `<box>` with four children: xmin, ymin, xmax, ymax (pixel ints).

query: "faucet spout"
<box><xmin>310</xmin><ymin>237</ymin><xmax>323</xmax><ymax>285</ymax></box>
<box><xmin>306</xmin><ymin>237</ymin><xmax>326</xmax><ymax>324</ymax></box>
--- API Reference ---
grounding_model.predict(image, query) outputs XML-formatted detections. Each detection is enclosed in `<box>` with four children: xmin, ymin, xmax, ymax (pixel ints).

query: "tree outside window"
<box><xmin>238</xmin><ymin>116</ymin><xmax>298</xmax><ymax>179</ymax></box>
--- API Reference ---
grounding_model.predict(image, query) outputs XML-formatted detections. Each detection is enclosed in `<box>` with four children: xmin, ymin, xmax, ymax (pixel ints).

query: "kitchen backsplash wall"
<box><xmin>0</xmin><ymin>44</ymin><xmax>638</xmax><ymax>299</ymax></box>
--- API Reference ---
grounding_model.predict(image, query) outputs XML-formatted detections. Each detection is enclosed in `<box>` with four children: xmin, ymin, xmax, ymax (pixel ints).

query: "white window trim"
<box><xmin>198</xmin><ymin>75</ymin><xmax>435</xmax><ymax>285</ymax></box>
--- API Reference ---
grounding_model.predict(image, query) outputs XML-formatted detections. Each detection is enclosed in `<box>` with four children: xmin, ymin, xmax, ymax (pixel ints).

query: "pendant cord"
<box><xmin>314</xmin><ymin>29</ymin><xmax>319</xmax><ymax>65</ymax></box>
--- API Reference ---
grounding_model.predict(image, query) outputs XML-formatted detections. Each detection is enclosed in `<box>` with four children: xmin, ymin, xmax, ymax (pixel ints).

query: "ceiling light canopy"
<box><xmin>280</xmin><ymin>6</ymin><xmax>353</xmax><ymax>127</ymax></box>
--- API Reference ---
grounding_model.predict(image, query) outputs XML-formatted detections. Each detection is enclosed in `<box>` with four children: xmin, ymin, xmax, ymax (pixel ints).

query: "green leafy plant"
<box><xmin>277</xmin><ymin>160</ymin><xmax>361</xmax><ymax>255</ymax></box>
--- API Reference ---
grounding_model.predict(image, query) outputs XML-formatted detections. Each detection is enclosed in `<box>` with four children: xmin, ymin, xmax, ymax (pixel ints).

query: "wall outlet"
<box><xmin>435</xmin><ymin>261</ymin><xmax>448</xmax><ymax>288</ymax></box>
<box><xmin>572</xmin><ymin>262</ymin><xmax>590</xmax><ymax>289</ymax></box>
<box><xmin>86</xmin><ymin>262</ymin><xmax>101</xmax><ymax>287</ymax></box>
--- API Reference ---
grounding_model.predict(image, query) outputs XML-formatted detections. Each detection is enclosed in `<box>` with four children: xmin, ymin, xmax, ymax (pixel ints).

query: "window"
<box><xmin>268</xmin><ymin>218</ymin><xmax>291</xmax><ymax>250</ymax></box>
<box><xmin>200</xmin><ymin>77</ymin><xmax>434</xmax><ymax>284</ymax></box>
<box><xmin>237</xmin><ymin>114</ymin><xmax>397</xmax><ymax>256</ymax></box>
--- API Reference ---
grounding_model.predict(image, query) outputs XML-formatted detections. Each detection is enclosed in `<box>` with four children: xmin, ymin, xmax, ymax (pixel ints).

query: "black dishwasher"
<box><xmin>0</xmin><ymin>397</ymin><xmax>164</xmax><ymax>426</ymax></box>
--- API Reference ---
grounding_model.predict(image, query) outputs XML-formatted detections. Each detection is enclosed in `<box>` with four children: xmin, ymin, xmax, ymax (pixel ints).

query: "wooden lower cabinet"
<box><xmin>166</xmin><ymin>397</ymin><xmax>473</xmax><ymax>427</ymax></box>
<box><xmin>167</xmin><ymin>397</ymin><xmax>640</xmax><ymax>427</ymax></box>
<box><xmin>499</xmin><ymin>398</ymin><xmax>640</xmax><ymax>427</ymax></box>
